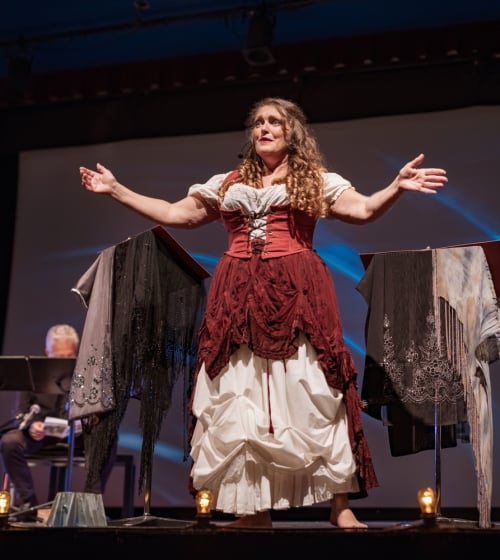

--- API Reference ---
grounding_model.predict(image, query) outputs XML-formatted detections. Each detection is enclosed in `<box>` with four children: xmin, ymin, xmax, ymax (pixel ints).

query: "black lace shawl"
<box><xmin>81</xmin><ymin>228</ymin><xmax>206</xmax><ymax>494</ymax></box>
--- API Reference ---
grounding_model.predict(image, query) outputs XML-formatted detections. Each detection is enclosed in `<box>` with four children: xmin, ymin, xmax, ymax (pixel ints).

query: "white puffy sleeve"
<box><xmin>323</xmin><ymin>172</ymin><xmax>355</xmax><ymax>205</ymax></box>
<box><xmin>187</xmin><ymin>173</ymin><xmax>229</xmax><ymax>211</ymax></box>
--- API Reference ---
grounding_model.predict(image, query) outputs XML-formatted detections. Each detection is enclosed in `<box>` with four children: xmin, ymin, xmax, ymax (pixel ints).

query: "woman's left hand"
<box><xmin>398</xmin><ymin>153</ymin><xmax>448</xmax><ymax>194</ymax></box>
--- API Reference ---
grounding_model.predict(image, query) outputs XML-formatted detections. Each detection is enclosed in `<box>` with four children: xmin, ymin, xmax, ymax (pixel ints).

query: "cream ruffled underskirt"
<box><xmin>189</xmin><ymin>333</ymin><xmax>359</xmax><ymax>516</ymax></box>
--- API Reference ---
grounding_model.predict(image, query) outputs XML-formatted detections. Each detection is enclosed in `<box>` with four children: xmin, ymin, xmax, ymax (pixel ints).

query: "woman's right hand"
<box><xmin>28</xmin><ymin>420</ymin><xmax>45</xmax><ymax>441</ymax></box>
<box><xmin>79</xmin><ymin>163</ymin><xmax>116</xmax><ymax>194</ymax></box>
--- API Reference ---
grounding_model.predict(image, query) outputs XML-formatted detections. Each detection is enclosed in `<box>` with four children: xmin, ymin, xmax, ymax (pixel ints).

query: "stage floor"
<box><xmin>1</xmin><ymin>511</ymin><xmax>499</xmax><ymax>559</ymax></box>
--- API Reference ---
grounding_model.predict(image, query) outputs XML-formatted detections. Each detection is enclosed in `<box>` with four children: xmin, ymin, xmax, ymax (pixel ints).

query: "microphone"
<box><xmin>19</xmin><ymin>404</ymin><xmax>41</xmax><ymax>430</ymax></box>
<box><xmin>237</xmin><ymin>141</ymin><xmax>250</xmax><ymax>159</ymax></box>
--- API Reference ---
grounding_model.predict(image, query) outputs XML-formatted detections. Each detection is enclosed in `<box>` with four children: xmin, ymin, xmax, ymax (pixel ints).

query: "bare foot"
<box><xmin>330</xmin><ymin>494</ymin><xmax>368</xmax><ymax>529</ymax></box>
<box><xmin>225</xmin><ymin>511</ymin><xmax>272</xmax><ymax>528</ymax></box>
<box><xmin>330</xmin><ymin>507</ymin><xmax>368</xmax><ymax>529</ymax></box>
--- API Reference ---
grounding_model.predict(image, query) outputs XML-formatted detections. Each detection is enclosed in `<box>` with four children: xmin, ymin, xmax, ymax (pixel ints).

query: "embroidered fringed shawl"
<box><xmin>434</xmin><ymin>246</ymin><xmax>500</xmax><ymax>528</ymax></box>
<box><xmin>358</xmin><ymin>246</ymin><xmax>500</xmax><ymax>528</ymax></box>
<box><xmin>69</xmin><ymin>228</ymin><xmax>207</xmax><ymax>494</ymax></box>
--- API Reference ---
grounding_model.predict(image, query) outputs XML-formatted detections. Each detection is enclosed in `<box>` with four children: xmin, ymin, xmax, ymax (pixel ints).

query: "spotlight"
<box><xmin>242</xmin><ymin>8</ymin><xmax>276</xmax><ymax>67</ymax></box>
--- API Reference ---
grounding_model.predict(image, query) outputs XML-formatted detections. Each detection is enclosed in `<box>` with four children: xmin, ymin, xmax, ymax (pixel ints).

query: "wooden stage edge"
<box><xmin>1</xmin><ymin>507</ymin><xmax>499</xmax><ymax>558</ymax></box>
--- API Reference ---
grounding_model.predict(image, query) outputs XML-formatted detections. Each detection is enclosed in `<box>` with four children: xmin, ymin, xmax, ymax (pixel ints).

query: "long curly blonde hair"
<box><xmin>219</xmin><ymin>97</ymin><xmax>329</xmax><ymax>217</ymax></box>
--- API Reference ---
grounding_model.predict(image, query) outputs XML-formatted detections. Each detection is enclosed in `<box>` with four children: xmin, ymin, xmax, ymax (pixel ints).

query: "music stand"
<box><xmin>28</xmin><ymin>356</ymin><xmax>75</xmax><ymax>396</ymax></box>
<box><xmin>0</xmin><ymin>356</ymin><xmax>35</xmax><ymax>391</ymax></box>
<box><xmin>0</xmin><ymin>357</ymin><xmax>35</xmax><ymax>436</ymax></box>
<box><xmin>80</xmin><ymin>226</ymin><xmax>208</xmax><ymax>529</ymax></box>
<box><xmin>359</xmin><ymin>242</ymin><xmax>500</xmax><ymax>529</ymax></box>
<box><xmin>112</xmin><ymin>226</ymin><xmax>204</xmax><ymax>528</ymax></box>
<box><xmin>0</xmin><ymin>356</ymin><xmax>77</xmax><ymax>491</ymax></box>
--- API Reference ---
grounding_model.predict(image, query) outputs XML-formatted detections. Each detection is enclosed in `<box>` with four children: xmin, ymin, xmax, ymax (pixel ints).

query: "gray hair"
<box><xmin>45</xmin><ymin>324</ymin><xmax>80</xmax><ymax>349</ymax></box>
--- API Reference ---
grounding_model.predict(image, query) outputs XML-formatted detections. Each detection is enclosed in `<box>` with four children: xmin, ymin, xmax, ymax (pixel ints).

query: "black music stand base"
<box><xmin>388</xmin><ymin>408</ymin><xmax>480</xmax><ymax>531</ymax></box>
<box><xmin>109</xmin><ymin>511</ymin><xmax>195</xmax><ymax>528</ymax></box>
<box><xmin>107</xmin><ymin>474</ymin><xmax>195</xmax><ymax>529</ymax></box>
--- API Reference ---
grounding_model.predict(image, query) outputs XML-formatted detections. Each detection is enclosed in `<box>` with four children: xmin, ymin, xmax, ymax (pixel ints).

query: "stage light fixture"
<box><xmin>242</xmin><ymin>8</ymin><xmax>276</xmax><ymax>66</ymax></box>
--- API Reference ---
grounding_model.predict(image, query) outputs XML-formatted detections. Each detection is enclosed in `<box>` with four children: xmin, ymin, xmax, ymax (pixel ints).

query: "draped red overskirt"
<box><xmin>193</xmin><ymin>247</ymin><xmax>378</xmax><ymax>496</ymax></box>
